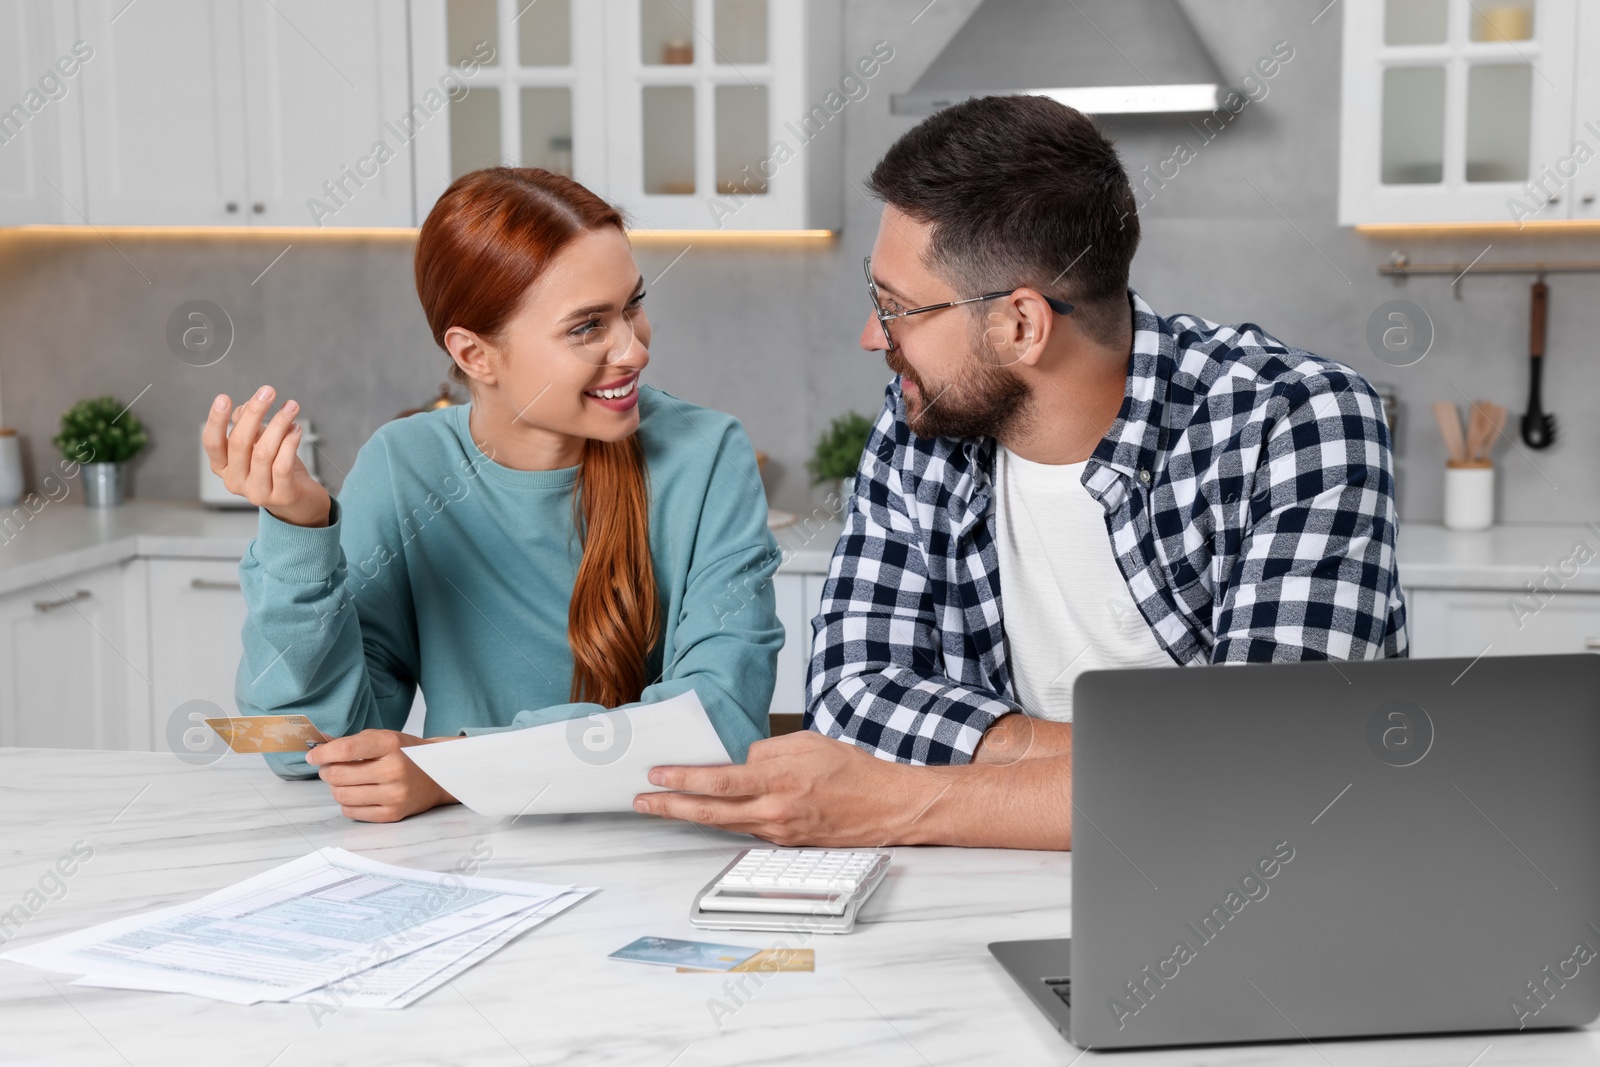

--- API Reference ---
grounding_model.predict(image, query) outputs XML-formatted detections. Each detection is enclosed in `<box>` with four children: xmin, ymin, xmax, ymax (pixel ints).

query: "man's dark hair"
<box><xmin>867</xmin><ymin>94</ymin><xmax>1139</xmax><ymax>347</ymax></box>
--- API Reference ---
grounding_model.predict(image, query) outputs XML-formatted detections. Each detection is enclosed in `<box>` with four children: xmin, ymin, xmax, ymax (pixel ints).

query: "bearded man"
<box><xmin>633</xmin><ymin>94</ymin><xmax>1407</xmax><ymax>850</ymax></box>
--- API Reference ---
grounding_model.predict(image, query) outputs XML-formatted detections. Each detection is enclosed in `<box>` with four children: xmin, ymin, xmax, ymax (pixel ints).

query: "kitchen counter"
<box><xmin>2</xmin><ymin>746</ymin><xmax>1596</xmax><ymax>1066</ymax></box>
<box><xmin>0</xmin><ymin>500</ymin><xmax>842</xmax><ymax>598</ymax></box>
<box><xmin>1392</xmin><ymin>520</ymin><xmax>1600</xmax><ymax>592</ymax></box>
<box><xmin>3</xmin><ymin>499</ymin><xmax>1599</xmax><ymax>599</ymax></box>
<box><xmin>0</xmin><ymin>500</ymin><xmax>258</xmax><ymax>597</ymax></box>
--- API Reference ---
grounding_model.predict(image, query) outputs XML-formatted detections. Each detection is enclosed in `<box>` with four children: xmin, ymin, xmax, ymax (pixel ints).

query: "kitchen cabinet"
<box><xmin>145</xmin><ymin>558</ymin><xmax>427</xmax><ymax>751</ymax></box>
<box><xmin>0</xmin><ymin>561</ymin><xmax>135</xmax><ymax>749</ymax></box>
<box><xmin>1339</xmin><ymin>0</ymin><xmax>1589</xmax><ymax>226</ymax></box>
<box><xmin>236</xmin><ymin>0</ymin><xmax>414</xmax><ymax>228</ymax></box>
<box><xmin>144</xmin><ymin>558</ymin><xmax>248</xmax><ymax>750</ymax></box>
<box><xmin>769</xmin><ymin>571</ymin><xmax>825</xmax><ymax>718</ymax></box>
<box><xmin>12</xmin><ymin>0</ymin><xmax>413</xmax><ymax>228</ymax></box>
<box><xmin>1406</xmin><ymin>587</ymin><xmax>1600</xmax><ymax>657</ymax></box>
<box><xmin>0</xmin><ymin>0</ymin><xmax>85</xmax><ymax>225</ymax></box>
<box><xmin>409</xmin><ymin>0</ymin><xmax>843</xmax><ymax>232</ymax></box>
<box><xmin>75</xmin><ymin>0</ymin><xmax>249</xmax><ymax>226</ymax></box>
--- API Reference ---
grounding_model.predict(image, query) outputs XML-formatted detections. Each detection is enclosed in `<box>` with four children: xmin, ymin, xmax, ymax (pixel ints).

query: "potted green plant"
<box><xmin>808</xmin><ymin>412</ymin><xmax>873</xmax><ymax>511</ymax></box>
<box><xmin>54</xmin><ymin>395</ymin><xmax>148</xmax><ymax>506</ymax></box>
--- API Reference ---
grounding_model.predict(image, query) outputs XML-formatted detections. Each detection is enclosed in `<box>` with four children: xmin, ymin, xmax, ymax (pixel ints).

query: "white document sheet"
<box><xmin>5</xmin><ymin>848</ymin><xmax>570</xmax><ymax>1005</ymax></box>
<box><xmin>293</xmin><ymin>888</ymin><xmax>592</xmax><ymax>1010</ymax></box>
<box><xmin>404</xmin><ymin>689</ymin><xmax>733</xmax><ymax>816</ymax></box>
<box><xmin>72</xmin><ymin>888</ymin><xmax>595</xmax><ymax>1010</ymax></box>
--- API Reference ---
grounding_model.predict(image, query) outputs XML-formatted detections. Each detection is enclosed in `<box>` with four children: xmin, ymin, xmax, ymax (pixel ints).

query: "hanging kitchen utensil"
<box><xmin>1521</xmin><ymin>278</ymin><xmax>1557</xmax><ymax>449</ymax></box>
<box><xmin>1433</xmin><ymin>400</ymin><xmax>1467</xmax><ymax>464</ymax></box>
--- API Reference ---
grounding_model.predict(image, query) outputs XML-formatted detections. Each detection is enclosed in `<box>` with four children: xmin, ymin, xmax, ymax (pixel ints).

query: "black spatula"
<box><xmin>1521</xmin><ymin>278</ymin><xmax>1557</xmax><ymax>450</ymax></box>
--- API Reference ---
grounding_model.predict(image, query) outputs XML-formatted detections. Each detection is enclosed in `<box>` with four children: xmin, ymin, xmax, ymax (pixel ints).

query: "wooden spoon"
<box><xmin>1467</xmin><ymin>401</ymin><xmax>1491</xmax><ymax>463</ymax></box>
<box><xmin>1487</xmin><ymin>402</ymin><xmax>1507</xmax><ymax>451</ymax></box>
<box><xmin>1434</xmin><ymin>400</ymin><xmax>1466</xmax><ymax>464</ymax></box>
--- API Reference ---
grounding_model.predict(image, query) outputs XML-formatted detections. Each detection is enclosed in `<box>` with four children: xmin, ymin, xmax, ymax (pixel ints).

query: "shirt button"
<box><xmin>1138</xmin><ymin>469</ymin><xmax>1152</xmax><ymax>485</ymax></box>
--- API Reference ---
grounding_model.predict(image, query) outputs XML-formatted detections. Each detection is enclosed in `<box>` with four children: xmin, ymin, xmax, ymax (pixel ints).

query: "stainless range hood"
<box><xmin>891</xmin><ymin>0</ymin><xmax>1224</xmax><ymax>117</ymax></box>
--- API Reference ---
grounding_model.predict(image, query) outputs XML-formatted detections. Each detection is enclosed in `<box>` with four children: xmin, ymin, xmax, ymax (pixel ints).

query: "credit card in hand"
<box><xmin>205</xmin><ymin>714</ymin><xmax>330</xmax><ymax>753</ymax></box>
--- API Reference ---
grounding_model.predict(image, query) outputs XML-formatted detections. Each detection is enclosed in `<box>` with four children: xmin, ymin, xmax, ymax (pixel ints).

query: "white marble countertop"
<box><xmin>3</xmin><ymin>499</ymin><xmax>1599</xmax><ymax>599</ymax></box>
<box><xmin>0</xmin><ymin>500</ymin><xmax>842</xmax><ymax>598</ymax></box>
<box><xmin>1393</xmin><ymin>520</ymin><xmax>1600</xmax><ymax>591</ymax></box>
<box><xmin>2</xmin><ymin>748</ymin><xmax>1596</xmax><ymax>1066</ymax></box>
<box><xmin>0</xmin><ymin>499</ymin><xmax>259</xmax><ymax>596</ymax></box>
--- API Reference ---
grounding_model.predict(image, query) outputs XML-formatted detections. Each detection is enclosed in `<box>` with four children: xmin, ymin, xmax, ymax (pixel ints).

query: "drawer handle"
<box><xmin>1586</xmin><ymin>638</ymin><xmax>1600</xmax><ymax>652</ymax></box>
<box><xmin>34</xmin><ymin>589</ymin><xmax>90</xmax><ymax>613</ymax></box>
<box><xmin>191</xmin><ymin>578</ymin><xmax>243</xmax><ymax>590</ymax></box>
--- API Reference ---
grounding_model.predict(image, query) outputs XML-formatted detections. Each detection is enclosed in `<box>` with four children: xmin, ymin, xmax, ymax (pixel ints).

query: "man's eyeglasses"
<box><xmin>863</xmin><ymin>256</ymin><xmax>1073</xmax><ymax>352</ymax></box>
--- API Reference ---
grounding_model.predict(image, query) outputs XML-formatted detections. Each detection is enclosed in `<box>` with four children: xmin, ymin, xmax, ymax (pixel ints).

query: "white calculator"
<box><xmin>689</xmin><ymin>848</ymin><xmax>893</xmax><ymax>934</ymax></box>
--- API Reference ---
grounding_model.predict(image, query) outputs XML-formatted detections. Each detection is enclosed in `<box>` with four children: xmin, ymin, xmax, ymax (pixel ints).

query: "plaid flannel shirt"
<box><xmin>805</xmin><ymin>289</ymin><xmax>1408</xmax><ymax>765</ymax></box>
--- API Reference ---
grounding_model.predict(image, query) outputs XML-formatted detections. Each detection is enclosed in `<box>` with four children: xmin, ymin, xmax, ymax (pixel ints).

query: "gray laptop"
<box><xmin>991</xmin><ymin>652</ymin><xmax>1600</xmax><ymax>1050</ymax></box>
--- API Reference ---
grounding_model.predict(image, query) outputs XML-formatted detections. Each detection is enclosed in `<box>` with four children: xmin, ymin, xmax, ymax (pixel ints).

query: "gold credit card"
<box><xmin>204</xmin><ymin>715</ymin><xmax>330</xmax><ymax>753</ymax></box>
<box><xmin>677</xmin><ymin>948</ymin><xmax>815</xmax><ymax>973</ymax></box>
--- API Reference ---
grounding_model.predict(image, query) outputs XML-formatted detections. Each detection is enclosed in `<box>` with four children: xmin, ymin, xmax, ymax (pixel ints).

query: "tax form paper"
<box><xmin>404</xmin><ymin>689</ymin><xmax>734</xmax><ymax>816</ymax></box>
<box><xmin>2</xmin><ymin>848</ymin><xmax>590</xmax><ymax>1006</ymax></box>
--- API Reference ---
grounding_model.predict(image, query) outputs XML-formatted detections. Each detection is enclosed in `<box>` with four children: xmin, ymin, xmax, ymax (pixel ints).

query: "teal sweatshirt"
<box><xmin>235</xmin><ymin>384</ymin><xmax>782</xmax><ymax>780</ymax></box>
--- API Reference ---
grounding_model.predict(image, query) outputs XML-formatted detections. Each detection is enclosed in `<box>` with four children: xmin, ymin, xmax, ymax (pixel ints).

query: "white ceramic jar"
<box><xmin>1444</xmin><ymin>462</ymin><xmax>1494</xmax><ymax>531</ymax></box>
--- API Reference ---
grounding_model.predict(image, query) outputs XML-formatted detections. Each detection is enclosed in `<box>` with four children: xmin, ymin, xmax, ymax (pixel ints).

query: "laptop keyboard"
<box><xmin>1044</xmin><ymin>977</ymin><xmax>1071</xmax><ymax>1007</ymax></box>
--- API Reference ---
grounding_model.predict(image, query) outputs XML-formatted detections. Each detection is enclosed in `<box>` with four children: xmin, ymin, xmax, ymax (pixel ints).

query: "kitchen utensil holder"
<box><xmin>1444</xmin><ymin>461</ymin><xmax>1494</xmax><ymax>531</ymax></box>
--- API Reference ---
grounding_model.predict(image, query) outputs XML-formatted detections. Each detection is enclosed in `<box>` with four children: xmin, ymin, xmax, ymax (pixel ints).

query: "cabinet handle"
<box><xmin>252</xmin><ymin>203</ymin><xmax>265</xmax><ymax>214</ymax></box>
<box><xmin>1585</xmin><ymin>193</ymin><xmax>1597</xmax><ymax>206</ymax></box>
<box><xmin>226</xmin><ymin>201</ymin><xmax>239</xmax><ymax>213</ymax></box>
<box><xmin>34</xmin><ymin>589</ymin><xmax>91</xmax><ymax>613</ymax></box>
<box><xmin>1585</xmin><ymin>638</ymin><xmax>1600</xmax><ymax>652</ymax></box>
<box><xmin>191</xmin><ymin>578</ymin><xmax>243</xmax><ymax>590</ymax></box>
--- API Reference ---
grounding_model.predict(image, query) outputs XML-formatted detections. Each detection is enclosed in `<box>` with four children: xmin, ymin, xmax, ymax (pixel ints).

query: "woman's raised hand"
<box><xmin>203</xmin><ymin>386</ymin><xmax>331</xmax><ymax>528</ymax></box>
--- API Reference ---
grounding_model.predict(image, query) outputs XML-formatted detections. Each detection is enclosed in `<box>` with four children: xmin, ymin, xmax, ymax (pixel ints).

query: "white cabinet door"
<box><xmin>601</xmin><ymin>0</ymin><xmax>840</xmax><ymax>230</ymax></box>
<box><xmin>0</xmin><ymin>0</ymin><xmax>86</xmax><ymax>225</ymax></box>
<box><xmin>240</xmin><ymin>0</ymin><xmax>413</xmax><ymax>228</ymax></box>
<box><xmin>770</xmin><ymin>572</ymin><xmax>805</xmax><ymax>717</ymax></box>
<box><xmin>768</xmin><ymin>571</ymin><xmax>826</xmax><ymax>718</ymax></box>
<box><xmin>409</xmin><ymin>0</ymin><xmax>608</xmax><ymax>225</ymax></box>
<box><xmin>410</xmin><ymin>0</ymin><xmax>840</xmax><ymax>232</ymax></box>
<box><xmin>0</xmin><ymin>563</ymin><xmax>131</xmax><ymax>749</ymax></box>
<box><xmin>800</xmin><ymin>573</ymin><xmax>826</xmax><ymax>712</ymax></box>
<box><xmin>146</xmin><ymin>559</ymin><xmax>247</xmax><ymax>752</ymax></box>
<box><xmin>1407</xmin><ymin>588</ymin><xmax>1600</xmax><ymax>658</ymax></box>
<box><xmin>1339</xmin><ymin>0</ymin><xmax>1578</xmax><ymax>225</ymax></box>
<box><xmin>77</xmin><ymin>0</ymin><xmax>250</xmax><ymax>225</ymax></box>
<box><xmin>1566</xmin><ymin>2</ymin><xmax>1600</xmax><ymax>220</ymax></box>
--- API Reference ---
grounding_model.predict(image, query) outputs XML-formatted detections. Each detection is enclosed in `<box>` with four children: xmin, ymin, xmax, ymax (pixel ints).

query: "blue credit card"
<box><xmin>608</xmin><ymin>936</ymin><xmax>760</xmax><ymax>971</ymax></box>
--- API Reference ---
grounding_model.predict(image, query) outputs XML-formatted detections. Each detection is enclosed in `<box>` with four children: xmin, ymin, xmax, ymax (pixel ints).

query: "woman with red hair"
<box><xmin>204</xmin><ymin>168</ymin><xmax>781</xmax><ymax>822</ymax></box>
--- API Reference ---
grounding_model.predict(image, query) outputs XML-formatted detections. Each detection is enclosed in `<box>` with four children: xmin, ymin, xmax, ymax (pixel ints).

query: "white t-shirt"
<box><xmin>992</xmin><ymin>445</ymin><xmax>1175</xmax><ymax>721</ymax></box>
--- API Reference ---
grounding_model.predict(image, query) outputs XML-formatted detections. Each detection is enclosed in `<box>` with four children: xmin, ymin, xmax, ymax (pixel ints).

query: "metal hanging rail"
<box><xmin>1379</xmin><ymin>254</ymin><xmax>1600</xmax><ymax>296</ymax></box>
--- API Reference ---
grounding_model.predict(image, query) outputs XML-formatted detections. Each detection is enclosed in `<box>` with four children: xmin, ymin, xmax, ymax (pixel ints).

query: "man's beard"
<box><xmin>886</xmin><ymin>329</ymin><xmax>1031</xmax><ymax>441</ymax></box>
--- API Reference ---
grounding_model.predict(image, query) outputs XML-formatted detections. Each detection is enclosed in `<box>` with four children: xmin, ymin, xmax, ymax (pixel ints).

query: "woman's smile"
<box><xmin>584</xmin><ymin>371</ymin><xmax>640</xmax><ymax>411</ymax></box>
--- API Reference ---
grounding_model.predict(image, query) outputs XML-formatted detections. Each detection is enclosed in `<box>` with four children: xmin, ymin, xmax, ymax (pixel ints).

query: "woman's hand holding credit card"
<box><xmin>205</xmin><ymin>715</ymin><xmax>329</xmax><ymax>753</ymax></box>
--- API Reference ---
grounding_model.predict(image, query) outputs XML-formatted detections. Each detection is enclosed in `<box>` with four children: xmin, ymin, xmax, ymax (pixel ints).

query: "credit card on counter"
<box><xmin>205</xmin><ymin>715</ymin><xmax>330</xmax><ymax>753</ymax></box>
<box><xmin>677</xmin><ymin>948</ymin><xmax>814</xmax><ymax>973</ymax></box>
<box><xmin>609</xmin><ymin>936</ymin><xmax>759</xmax><ymax>971</ymax></box>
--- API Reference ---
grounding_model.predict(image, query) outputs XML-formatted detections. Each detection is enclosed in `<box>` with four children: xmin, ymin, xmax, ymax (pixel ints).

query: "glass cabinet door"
<box><xmin>642</xmin><ymin>85</ymin><xmax>696</xmax><ymax>194</ymax></box>
<box><xmin>444</xmin><ymin>0</ymin><xmax>597</xmax><ymax>186</ymax></box>
<box><xmin>615</xmin><ymin>0</ymin><xmax>790</xmax><ymax>227</ymax></box>
<box><xmin>1342</xmin><ymin>0</ymin><xmax>1578</xmax><ymax>224</ymax></box>
<box><xmin>418</xmin><ymin>0</ymin><xmax>828</xmax><ymax>230</ymax></box>
<box><xmin>1377</xmin><ymin>0</ymin><xmax>1539</xmax><ymax>189</ymax></box>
